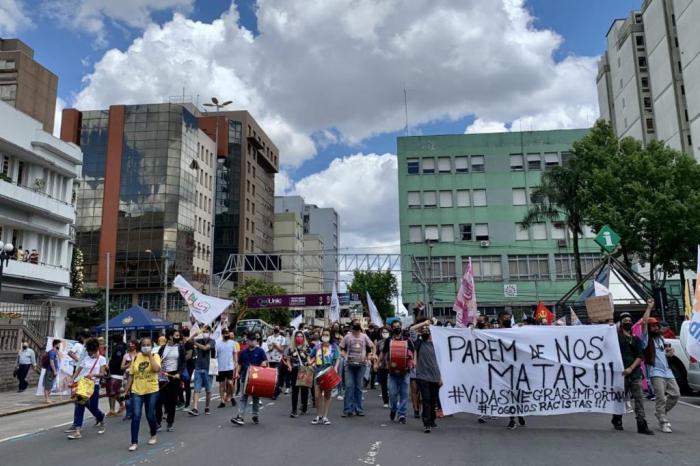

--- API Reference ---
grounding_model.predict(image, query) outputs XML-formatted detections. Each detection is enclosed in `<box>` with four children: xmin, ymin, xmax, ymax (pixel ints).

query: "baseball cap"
<box><xmin>646</xmin><ymin>317</ymin><xmax>660</xmax><ymax>325</ymax></box>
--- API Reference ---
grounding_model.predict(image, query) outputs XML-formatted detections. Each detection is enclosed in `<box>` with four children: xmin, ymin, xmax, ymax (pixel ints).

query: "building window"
<box><xmin>475</xmin><ymin>223</ymin><xmax>489</xmax><ymax>241</ymax></box>
<box><xmin>424</xmin><ymin>225</ymin><xmax>439</xmax><ymax>241</ymax></box>
<box><xmin>512</xmin><ymin>188</ymin><xmax>527</xmax><ymax>206</ymax></box>
<box><xmin>527</xmin><ymin>153</ymin><xmax>541</xmax><ymax>170</ymax></box>
<box><xmin>409</xmin><ymin>226</ymin><xmax>422</xmax><ymax>243</ymax></box>
<box><xmin>472</xmin><ymin>189</ymin><xmax>487</xmax><ymax>206</ymax></box>
<box><xmin>555</xmin><ymin>253</ymin><xmax>600</xmax><ymax>279</ymax></box>
<box><xmin>510</xmin><ymin>154</ymin><xmax>524</xmax><ymax>171</ymax></box>
<box><xmin>407</xmin><ymin>191</ymin><xmax>420</xmax><ymax>208</ymax></box>
<box><xmin>532</xmin><ymin>223</ymin><xmax>547</xmax><ymax>240</ymax></box>
<box><xmin>646</xmin><ymin>118</ymin><xmax>655</xmax><ymax>132</ymax></box>
<box><xmin>437</xmin><ymin>157</ymin><xmax>451</xmax><ymax>173</ymax></box>
<box><xmin>641</xmin><ymin>76</ymin><xmax>649</xmax><ymax>90</ymax></box>
<box><xmin>423</xmin><ymin>191</ymin><xmax>437</xmax><ymax>207</ymax></box>
<box><xmin>635</xmin><ymin>35</ymin><xmax>644</xmax><ymax>47</ymax></box>
<box><xmin>413</xmin><ymin>256</ymin><xmax>456</xmax><ymax>282</ymax></box>
<box><xmin>441</xmin><ymin>225</ymin><xmax>454</xmax><ymax>242</ymax></box>
<box><xmin>458</xmin><ymin>224</ymin><xmax>472</xmax><ymax>241</ymax></box>
<box><xmin>456</xmin><ymin>190</ymin><xmax>470</xmax><ymax>207</ymax></box>
<box><xmin>508</xmin><ymin>254</ymin><xmax>550</xmax><ymax>280</ymax></box>
<box><xmin>470</xmin><ymin>255</ymin><xmax>502</xmax><ymax>281</ymax></box>
<box><xmin>422</xmin><ymin>158</ymin><xmax>435</xmax><ymax>174</ymax></box>
<box><xmin>544</xmin><ymin>153</ymin><xmax>559</xmax><ymax>169</ymax></box>
<box><xmin>551</xmin><ymin>222</ymin><xmax>566</xmax><ymax>240</ymax></box>
<box><xmin>638</xmin><ymin>56</ymin><xmax>647</xmax><ymax>69</ymax></box>
<box><xmin>471</xmin><ymin>155</ymin><xmax>485</xmax><ymax>172</ymax></box>
<box><xmin>455</xmin><ymin>157</ymin><xmax>469</xmax><ymax>173</ymax></box>
<box><xmin>643</xmin><ymin>97</ymin><xmax>652</xmax><ymax>110</ymax></box>
<box><xmin>439</xmin><ymin>190</ymin><xmax>453</xmax><ymax>208</ymax></box>
<box><xmin>515</xmin><ymin>223</ymin><xmax>529</xmax><ymax>241</ymax></box>
<box><xmin>407</xmin><ymin>158</ymin><xmax>419</xmax><ymax>174</ymax></box>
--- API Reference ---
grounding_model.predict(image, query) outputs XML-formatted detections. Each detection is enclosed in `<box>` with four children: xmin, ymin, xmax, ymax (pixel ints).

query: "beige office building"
<box><xmin>272</xmin><ymin>212</ymin><xmax>304</xmax><ymax>293</ymax></box>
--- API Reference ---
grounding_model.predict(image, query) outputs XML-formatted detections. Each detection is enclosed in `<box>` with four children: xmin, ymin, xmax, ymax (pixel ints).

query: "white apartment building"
<box><xmin>0</xmin><ymin>101</ymin><xmax>88</xmax><ymax>338</ymax></box>
<box><xmin>597</xmin><ymin>0</ymin><xmax>699</xmax><ymax>159</ymax></box>
<box><xmin>272</xmin><ymin>212</ymin><xmax>304</xmax><ymax>293</ymax></box>
<box><xmin>192</xmin><ymin>130</ymin><xmax>216</xmax><ymax>287</ymax></box>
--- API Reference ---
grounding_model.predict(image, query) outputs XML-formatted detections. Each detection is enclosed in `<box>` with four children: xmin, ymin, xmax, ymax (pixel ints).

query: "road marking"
<box><xmin>358</xmin><ymin>440</ymin><xmax>382</xmax><ymax>465</ymax></box>
<box><xmin>678</xmin><ymin>400</ymin><xmax>700</xmax><ymax>410</ymax></box>
<box><xmin>0</xmin><ymin>421</ymin><xmax>73</xmax><ymax>444</ymax></box>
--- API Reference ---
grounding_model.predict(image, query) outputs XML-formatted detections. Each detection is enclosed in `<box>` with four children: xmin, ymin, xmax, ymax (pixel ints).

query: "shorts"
<box><xmin>106</xmin><ymin>377</ymin><xmax>122</xmax><ymax>397</ymax></box>
<box><xmin>216</xmin><ymin>370</ymin><xmax>234</xmax><ymax>382</ymax></box>
<box><xmin>43</xmin><ymin>371</ymin><xmax>56</xmax><ymax>391</ymax></box>
<box><xmin>193</xmin><ymin>369</ymin><xmax>213</xmax><ymax>392</ymax></box>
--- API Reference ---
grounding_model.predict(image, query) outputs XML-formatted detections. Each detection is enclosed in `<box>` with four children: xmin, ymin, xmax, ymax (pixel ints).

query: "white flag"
<box><xmin>290</xmin><ymin>314</ymin><xmax>303</xmax><ymax>330</ymax></box>
<box><xmin>687</xmin><ymin>246</ymin><xmax>700</xmax><ymax>362</ymax></box>
<box><xmin>174</xmin><ymin>274</ymin><xmax>233</xmax><ymax>326</ymax></box>
<box><xmin>329</xmin><ymin>283</ymin><xmax>340</xmax><ymax>323</ymax></box>
<box><xmin>366</xmin><ymin>292</ymin><xmax>383</xmax><ymax>327</ymax></box>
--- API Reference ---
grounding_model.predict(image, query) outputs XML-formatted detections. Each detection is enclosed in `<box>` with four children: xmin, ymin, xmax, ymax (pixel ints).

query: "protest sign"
<box><xmin>585</xmin><ymin>295</ymin><xmax>614</xmax><ymax>323</ymax></box>
<box><xmin>431</xmin><ymin>325</ymin><xmax>625</xmax><ymax>417</ymax></box>
<box><xmin>35</xmin><ymin>337</ymin><xmax>79</xmax><ymax>397</ymax></box>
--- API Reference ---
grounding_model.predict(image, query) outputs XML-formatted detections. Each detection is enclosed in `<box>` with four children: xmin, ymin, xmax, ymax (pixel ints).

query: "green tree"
<box><xmin>70</xmin><ymin>247</ymin><xmax>85</xmax><ymax>297</ymax></box>
<box><xmin>348</xmin><ymin>270</ymin><xmax>398</xmax><ymax>320</ymax></box>
<box><xmin>229</xmin><ymin>278</ymin><xmax>290</xmax><ymax>327</ymax></box>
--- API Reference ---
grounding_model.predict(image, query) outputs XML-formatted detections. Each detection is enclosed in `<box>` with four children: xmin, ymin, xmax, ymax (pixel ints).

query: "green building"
<box><xmin>397</xmin><ymin>129</ymin><xmax>602</xmax><ymax>321</ymax></box>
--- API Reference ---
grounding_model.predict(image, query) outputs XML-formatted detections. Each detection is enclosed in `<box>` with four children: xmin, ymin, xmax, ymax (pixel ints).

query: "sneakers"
<box><xmin>67</xmin><ymin>430</ymin><xmax>82</xmax><ymax>440</ymax></box>
<box><xmin>290</xmin><ymin>412</ymin><xmax>298</xmax><ymax>418</ymax></box>
<box><xmin>147</xmin><ymin>436</ymin><xmax>157</xmax><ymax>445</ymax></box>
<box><xmin>322</xmin><ymin>417</ymin><xmax>331</xmax><ymax>425</ymax></box>
<box><xmin>355</xmin><ymin>411</ymin><xmax>365</xmax><ymax>417</ymax></box>
<box><xmin>166</xmin><ymin>425</ymin><xmax>175</xmax><ymax>432</ymax></box>
<box><xmin>284</xmin><ymin>388</ymin><xmax>290</xmax><ymax>395</ymax></box>
<box><xmin>312</xmin><ymin>416</ymin><xmax>321</xmax><ymax>425</ymax></box>
<box><xmin>231</xmin><ymin>416</ymin><xmax>244</xmax><ymax>426</ymax></box>
<box><xmin>398</xmin><ymin>416</ymin><xmax>407</xmax><ymax>424</ymax></box>
<box><xmin>187</xmin><ymin>408</ymin><xmax>200</xmax><ymax>416</ymax></box>
<box><xmin>252</xmin><ymin>416</ymin><xmax>259</xmax><ymax>424</ymax></box>
<box><xmin>518</xmin><ymin>417</ymin><xmax>526</xmax><ymax>427</ymax></box>
<box><xmin>660</xmin><ymin>422</ymin><xmax>672</xmax><ymax>433</ymax></box>
<box><xmin>424</xmin><ymin>426</ymin><xmax>431</xmax><ymax>433</ymax></box>
<box><xmin>414</xmin><ymin>409</ymin><xmax>421</xmax><ymax>419</ymax></box>
<box><xmin>390</xmin><ymin>410</ymin><xmax>396</xmax><ymax>421</ymax></box>
<box><xmin>341</xmin><ymin>412</ymin><xmax>353</xmax><ymax>418</ymax></box>
<box><xmin>95</xmin><ymin>421</ymin><xmax>106</xmax><ymax>434</ymax></box>
<box><xmin>336</xmin><ymin>395</ymin><xmax>344</xmax><ymax>401</ymax></box>
<box><xmin>383</xmin><ymin>403</ymin><xmax>389</xmax><ymax>409</ymax></box>
<box><xmin>217</xmin><ymin>402</ymin><xmax>226</xmax><ymax>408</ymax></box>
<box><xmin>478</xmin><ymin>416</ymin><xmax>487</xmax><ymax>424</ymax></box>
<box><xmin>64</xmin><ymin>426</ymin><xmax>78</xmax><ymax>433</ymax></box>
<box><xmin>128</xmin><ymin>444</ymin><xmax>138</xmax><ymax>452</ymax></box>
<box><xmin>507</xmin><ymin>419</ymin><xmax>517</xmax><ymax>430</ymax></box>
<box><xmin>204</xmin><ymin>408</ymin><xmax>211</xmax><ymax>415</ymax></box>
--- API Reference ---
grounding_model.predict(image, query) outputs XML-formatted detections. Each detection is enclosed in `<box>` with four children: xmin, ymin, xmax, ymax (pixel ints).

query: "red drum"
<box><xmin>389</xmin><ymin>339</ymin><xmax>409</xmax><ymax>375</ymax></box>
<box><xmin>244</xmin><ymin>366</ymin><xmax>277</xmax><ymax>398</ymax></box>
<box><xmin>315</xmin><ymin>367</ymin><xmax>341</xmax><ymax>391</ymax></box>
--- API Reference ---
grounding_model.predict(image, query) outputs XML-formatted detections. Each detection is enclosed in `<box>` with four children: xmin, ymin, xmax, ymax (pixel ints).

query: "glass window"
<box><xmin>407</xmin><ymin>158</ymin><xmax>419</xmax><ymax>174</ymax></box>
<box><xmin>425</xmin><ymin>225</ymin><xmax>439</xmax><ymax>241</ymax></box>
<box><xmin>472</xmin><ymin>189</ymin><xmax>487</xmax><ymax>206</ymax></box>
<box><xmin>475</xmin><ymin>223</ymin><xmax>489</xmax><ymax>241</ymax></box>
<box><xmin>470</xmin><ymin>255</ymin><xmax>502</xmax><ymax>281</ymax></box>
<box><xmin>414</xmin><ymin>256</ymin><xmax>456</xmax><ymax>282</ymax></box>
<box><xmin>441</xmin><ymin>225</ymin><xmax>454</xmax><ymax>242</ymax></box>
<box><xmin>532</xmin><ymin>223</ymin><xmax>547</xmax><ymax>240</ymax></box>
<box><xmin>555</xmin><ymin>253</ymin><xmax>600</xmax><ymax>279</ymax></box>
<box><xmin>422</xmin><ymin>158</ymin><xmax>435</xmax><ymax>174</ymax></box>
<box><xmin>527</xmin><ymin>153</ymin><xmax>541</xmax><ymax>170</ymax></box>
<box><xmin>437</xmin><ymin>157</ymin><xmax>451</xmax><ymax>173</ymax></box>
<box><xmin>458</xmin><ymin>224</ymin><xmax>472</xmax><ymax>241</ymax></box>
<box><xmin>512</xmin><ymin>188</ymin><xmax>527</xmax><ymax>205</ymax></box>
<box><xmin>455</xmin><ymin>157</ymin><xmax>469</xmax><ymax>173</ymax></box>
<box><xmin>456</xmin><ymin>190</ymin><xmax>470</xmax><ymax>207</ymax></box>
<box><xmin>544</xmin><ymin>153</ymin><xmax>559</xmax><ymax>169</ymax></box>
<box><xmin>409</xmin><ymin>226</ymin><xmax>422</xmax><ymax>243</ymax></box>
<box><xmin>423</xmin><ymin>191</ymin><xmax>437</xmax><ymax>207</ymax></box>
<box><xmin>551</xmin><ymin>222</ymin><xmax>566</xmax><ymax>240</ymax></box>
<box><xmin>408</xmin><ymin>191</ymin><xmax>420</xmax><ymax>208</ymax></box>
<box><xmin>515</xmin><ymin>223</ymin><xmax>529</xmax><ymax>241</ymax></box>
<box><xmin>471</xmin><ymin>155</ymin><xmax>485</xmax><ymax>172</ymax></box>
<box><xmin>510</xmin><ymin>154</ymin><xmax>524</xmax><ymax>171</ymax></box>
<box><xmin>439</xmin><ymin>190</ymin><xmax>453</xmax><ymax>207</ymax></box>
<box><xmin>508</xmin><ymin>254</ymin><xmax>550</xmax><ymax>280</ymax></box>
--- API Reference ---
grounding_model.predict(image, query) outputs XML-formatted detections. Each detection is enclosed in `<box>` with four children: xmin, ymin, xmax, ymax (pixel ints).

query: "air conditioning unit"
<box><xmin>557</xmin><ymin>239</ymin><xmax>567</xmax><ymax>248</ymax></box>
<box><xmin>479</xmin><ymin>240</ymin><xmax>490</xmax><ymax>247</ymax></box>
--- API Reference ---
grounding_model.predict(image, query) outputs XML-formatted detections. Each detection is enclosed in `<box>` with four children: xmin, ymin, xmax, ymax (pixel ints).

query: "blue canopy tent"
<box><xmin>95</xmin><ymin>305</ymin><xmax>173</xmax><ymax>332</ymax></box>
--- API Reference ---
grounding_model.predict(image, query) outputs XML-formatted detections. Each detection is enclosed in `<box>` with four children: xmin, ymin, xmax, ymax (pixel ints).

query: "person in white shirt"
<box><xmin>66</xmin><ymin>338</ymin><xmax>107</xmax><ymax>440</ymax></box>
<box><xmin>68</xmin><ymin>330</ymin><xmax>91</xmax><ymax>377</ymax></box>
<box><xmin>216</xmin><ymin>328</ymin><xmax>237</xmax><ymax>408</ymax></box>
<box><xmin>266</xmin><ymin>327</ymin><xmax>288</xmax><ymax>399</ymax></box>
<box><xmin>14</xmin><ymin>341</ymin><xmax>36</xmax><ymax>392</ymax></box>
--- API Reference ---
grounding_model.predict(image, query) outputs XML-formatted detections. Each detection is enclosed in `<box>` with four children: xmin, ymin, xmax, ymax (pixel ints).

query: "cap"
<box><xmin>618</xmin><ymin>312</ymin><xmax>632</xmax><ymax>320</ymax></box>
<box><xmin>646</xmin><ymin>317</ymin><xmax>660</xmax><ymax>325</ymax></box>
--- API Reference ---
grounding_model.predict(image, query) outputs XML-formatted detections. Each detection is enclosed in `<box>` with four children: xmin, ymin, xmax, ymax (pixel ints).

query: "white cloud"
<box><xmin>465</xmin><ymin>119</ymin><xmax>510</xmax><ymax>134</ymax></box>
<box><xmin>0</xmin><ymin>0</ymin><xmax>31</xmax><ymax>35</ymax></box>
<box><xmin>53</xmin><ymin>97</ymin><xmax>66</xmax><ymax>138</ymax></box>
<box><xmin>292</xmin><ymin>153</ymin><xmax>399</xmax><ymax>252</ymax></box>
<box><xmin>274</xmin><ymin>170</ymin><xmax>294</xmax><ymax>196</ymax></box>
<box><xmin>74</xmin><ymin>0</ymin><xmax>600</xmax><ymax>167</ymax></box>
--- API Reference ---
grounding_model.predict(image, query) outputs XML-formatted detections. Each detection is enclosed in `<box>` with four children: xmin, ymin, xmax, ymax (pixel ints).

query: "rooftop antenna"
<box><xmin>404</xmin><ymin>86</ymin><xmax>409</xmax><ymax>136</ymax></box>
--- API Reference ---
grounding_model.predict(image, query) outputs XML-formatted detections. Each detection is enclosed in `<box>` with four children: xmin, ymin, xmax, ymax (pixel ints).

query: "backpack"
<box><xmin>41</xmin><ymin>352</ymin><xmax>50</xmax><ymax>369</ymax></box>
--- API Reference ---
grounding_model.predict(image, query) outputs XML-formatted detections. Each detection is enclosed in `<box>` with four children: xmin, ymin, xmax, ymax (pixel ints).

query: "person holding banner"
<box><xmin>382</xmin><ymin>320</ymin><xmax>414</xmax><ymax>425</ymax></box>
<box><xmin>641</xmin><ymin>299</ymin><xmax>680</xmax><ymax>433</ymax></box>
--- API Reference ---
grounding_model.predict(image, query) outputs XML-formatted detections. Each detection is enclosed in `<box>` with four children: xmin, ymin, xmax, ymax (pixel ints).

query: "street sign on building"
<box><xmin>504</xmin><ymin>284</ymin><xmax>518</xmax><ymax>298</ymax></box>
<box><xmin>594</xmin><ymin>225</ymin><xmax>621</xmax><ymax>253</ymax></box>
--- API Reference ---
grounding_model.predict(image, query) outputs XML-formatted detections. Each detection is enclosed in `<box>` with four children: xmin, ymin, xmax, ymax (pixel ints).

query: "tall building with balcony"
<box><xmin>0</xmin><ymin>101</ymin><xmax>87</xmax><ymax>341</ymax></box>
<box><xmin>597</xmin><ymin>0</ymin><xmax>699</xmax><ymax>159</ymax></box>
<box><xmin>0</xmin><ymin>38</ymin><xmax>58</xmax><ymax>133</ymax></box>
<box><xmin>397</xmin><ymin>129</ymin><xmax>601</xmax><ymax>321</ymax></box>
<box><xmin>60</xmin><ymin>103</ymin><xmax>216</xmax><ymax>319</ymax></box>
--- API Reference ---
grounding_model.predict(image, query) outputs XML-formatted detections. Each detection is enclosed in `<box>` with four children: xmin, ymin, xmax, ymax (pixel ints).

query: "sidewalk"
<box><xmin>0</xmin><ymin>388</ymin><xmax>75</xmax><ymax>417</ymax></box>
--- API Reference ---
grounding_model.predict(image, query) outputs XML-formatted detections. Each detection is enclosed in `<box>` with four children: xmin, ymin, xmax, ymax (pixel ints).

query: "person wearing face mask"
<box><xmin>339</xmin><ymin>319</ymin><xmax>374</xmax><ymax>417</ymax></box>
<box><xmin>106</xmin><ymin>340</ymin><xmax>127</xmax><ymax>417</ymax></box>
<box><xmin>121</xmin><ymin>340</ymin><xmax>139</xmax><ymax>421</ymax></box>
<box><xmin>231</xmin><ymin>333</ymin><xmax>268</xmax><ymax>426</ymax></box>
<box><xmin>266</xmin><ymin>327</ymin><xmax>288</xmax><ymax>399</ymax></box>
<box><xmin>497</xmin><ymin>310</ymin><xmax>513</xmax><ymax>329</ymax></box>
<box><xmin>309</xmin><ymin>328</ymin><xmax>340</xmax><ymax>425</ymax></box>
<box><xmin>284</xmin><ymin>330</ymin><xmax>310</xmax><ymax>417</ymax></box>
<box><xmin>124</xmin><ymin>338</ymin><xmax>161</xmax><ymax>451</ymax></box>
<box><xmin>382</xmin><ymin>320</ymin><xmax>415</xmax><ymax>424</ymax></box>
<box><xmin>411</xmin><ymin>319</ymin><xmax>441</xmax><ymax>433</ymax></box>
<box><xmin>156</xmin><ymin>329</ymin><xmax>185</xmax><ymax>432</ymax></box>
<box><xmin>612</xmin><ymin>312</ymin><xmax>653</xmax><ymax>435</ymax></box>
<box><xmin>216</xmin><ymin>329</ymin><xmax>238</xmax><ymax>408</ymax></box>
<box><xmin>66</xmin><ymin>338</ymin><xmax>107</xmax><ymax>440</ymax></box>
<box><xmin>188</xmin><ymin>325</ymin><xmax>214</xmax><ymax>416</ymax></box>
<box><xmin>180</xmin><ymin>327</ymin><xmax>195</xmax><ymax>409</ymax></box>
<box><xmin>14</xmin><ymin>340</ymin><xmax>37</xmax><ymax>392</ymax></box>
<box><xmin>374</xmin><ymin>326</ymin><xmax>391</xmax><ymax>408</ymax></box>
<box><xmin>641</xmin><ymin>298</ymin><xmax>679</xmax><ymax>433</ymax></box>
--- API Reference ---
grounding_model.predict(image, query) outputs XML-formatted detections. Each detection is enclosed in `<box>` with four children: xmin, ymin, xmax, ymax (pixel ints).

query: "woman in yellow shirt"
<box><xmin>125</xmin><ymin>337</ymin><xmax>161</xmax><ymax>452</ymax></box>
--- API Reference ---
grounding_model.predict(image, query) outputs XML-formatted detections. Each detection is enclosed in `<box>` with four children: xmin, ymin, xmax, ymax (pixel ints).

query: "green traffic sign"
<box><xmin>594</xmin><ymin>225</ymin><xmax>621</xmax><ymax>253</ymax></box>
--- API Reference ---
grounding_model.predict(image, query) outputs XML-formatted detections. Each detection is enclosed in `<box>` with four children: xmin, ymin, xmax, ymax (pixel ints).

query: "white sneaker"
<box><xmin>284</xmin><ymin>388</ymin><xmax>290</xmax><ymax>395</ymax></box>
<box><xmin>148</xmin><ymin>436</ymin><xmax>158</xmax><ymax>445</ymax></box>
<box><xmin>661</xmin><ymin>423</ymin><xmax>672</xmax><ymax>433</ymax></box>
<box><xmin>128</xmin><ymin>444</ymin><xmax>138</xmax><ymax>452</ymax></box>
<box><xmin>336</xmin><ymin>395</ymin><xmax>344</xmax><ymax>401</ymax></box>
<box><xmin>311</xmin><ymin>416</ymin><xmax>320</xmax><ymax>425</ymax></box>
<box><xmin>383</xmin><ymin>403</ymin><xmax>389</xmax><ymax>409</ymax></box>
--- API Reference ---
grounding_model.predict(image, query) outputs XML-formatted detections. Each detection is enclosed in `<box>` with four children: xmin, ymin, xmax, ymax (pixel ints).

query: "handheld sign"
<box><xmin>585</xmin><ymin>296</ymin><xmax>614</xmax><ymax>323</ymax></box>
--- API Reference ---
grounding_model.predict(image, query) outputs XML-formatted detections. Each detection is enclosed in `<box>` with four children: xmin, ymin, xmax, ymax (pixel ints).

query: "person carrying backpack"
<box><xmin>42</xmin><ymin>339</ymin><xmax>61</xmax><ymax>403</ymax></box>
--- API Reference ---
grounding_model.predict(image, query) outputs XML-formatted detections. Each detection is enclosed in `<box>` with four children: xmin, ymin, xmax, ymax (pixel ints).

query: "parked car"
<box><xmin>666</xmin><ymin>321</ymin><xmax>700</xmax><ymax>394</ymax></box>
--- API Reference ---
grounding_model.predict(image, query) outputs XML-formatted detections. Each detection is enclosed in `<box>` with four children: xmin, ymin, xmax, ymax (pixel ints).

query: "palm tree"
<box><xmin>521</xmin><ymin>165</ymin><xmax>586</xmax><ymax>290</ymax></box>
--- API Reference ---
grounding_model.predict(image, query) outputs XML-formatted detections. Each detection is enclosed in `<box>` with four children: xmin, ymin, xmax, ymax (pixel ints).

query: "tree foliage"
<box><xmin>229</xmin><ymin>278</ymin><xmax>290</xmax><ymax>327</ymax></box>
<box><xmin>348</xmin><ymin>270</ymin><xmax>398</xmax><ymax>320</ymax></box>
<box><xmin>70</xmin><ymin>247</ymin><xmax>85</xmax><ymax>297</ymax></box>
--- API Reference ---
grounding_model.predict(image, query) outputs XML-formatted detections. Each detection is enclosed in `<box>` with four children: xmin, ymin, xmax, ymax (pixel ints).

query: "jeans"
<box><xmin>377</xmin><ymin>368</ymin><xmax>389</xmax><ymax>404</ymax></box>
<box><xmin>651</xmin><ymin>377</ymin><xmax>680</xmax><ymax>424</ymax></box>
<box><xmin>193</xmin><ymin>369</ymin><xmax>212</xmax><ymax>393</ymax></box>
<box><xmin>388</xmin><ymin>373</ymin><xmax>410</xmax><ymax>417</ymax></box>
<box><xmin>417</xmin><ymin>379</ymin><xmax>439</xmax><ymax>427</ymax></box>
<box><xmin>238</xmin><ymin>374</ymin><xmax>260</xmax><ymax>418</ymax></box>
<box><xmin>131</xmin><ymin>392</ymin><xmax>159</xmax><ymax>444</ymax></box>
<box><xmin>17</xmin><ymin>364</ymin><xmax>31</xmax><ymax>391</ymax></box>
<box><xmin>156</xmin><ymin>377</ymin><xmax>180</xmax><ymax>426</ymax></box>
<box><xmin>343</xmin><ymin>364</ymin><xmax>366</xmax><ymax>414</ymax></box>
<box><xmin>73</xmin><ymin>385</ymin><xmax>104</xmax><ymax>428</ymax></box>
<box><xmin>290</xmin><ymin>367</ymin><xmax>309</xmax><ymax>413</ymax></box>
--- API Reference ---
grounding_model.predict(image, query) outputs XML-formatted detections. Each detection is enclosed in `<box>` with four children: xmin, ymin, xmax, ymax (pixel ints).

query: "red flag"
<box><xmin>535</xmin><ymin>302</ymin><xmax>555</xmax><ymax>324</ymax></box>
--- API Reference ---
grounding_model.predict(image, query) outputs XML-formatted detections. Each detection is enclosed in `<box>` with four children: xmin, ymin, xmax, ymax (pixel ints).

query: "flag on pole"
<box><xmin>686</xmin><ymin>246</ymin><xmax>700</xmax><ymax>362</ymax></box>
<box><xmin>569</xmin><ymin>307</ymin><xmax>582</xmax><ymax>326</ymax></box>
<box><xmin>290</xmin><ymin>314</ymin><xmax>303</xmax><ymax>330</ymax></box>
<box><xmin>454</xmin><ymin>257</ymin><xmax>478</xmax><ymax>327</ymax></box>
<box><xmin>174</xmin><ymin>274</ymin><xmax>233</xmax><ymax>326</ymax></box>
<box><xmin>329</xmin><ymin>283</ymin><xmax>340</xmax><ymax>323</ymax></box>
<box><xmin>534</xmin><ymin>302</ymin><xmax>555</xmax><ymax>324</ymax></box>
<box><xmin>685</xmin><ymin>278</ymin><xmax>694</xmax><ymax>321</ymax></box>
<box><xmin>366</xmin><ymin>292</ymin><xmax>383</xmax><ymax>327</ymax></box>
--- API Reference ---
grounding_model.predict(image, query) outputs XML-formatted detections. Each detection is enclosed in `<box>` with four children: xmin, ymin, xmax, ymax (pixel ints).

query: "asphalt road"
<box><xmin>0</xmin><ymin>390</ymin><xmax>698</xmax><ymax>466</ymax></box>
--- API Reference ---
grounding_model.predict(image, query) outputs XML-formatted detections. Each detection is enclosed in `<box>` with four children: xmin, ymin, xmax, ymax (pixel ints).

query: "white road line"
<box><xmin>678</xmin><ymin>400</ymin><xmax>700</xmax><ymax>409</ymax></box>
<box><xmin>0</xmin><ymin>421</ymin><xmax>72</xmax><ymax>444</ymax></box>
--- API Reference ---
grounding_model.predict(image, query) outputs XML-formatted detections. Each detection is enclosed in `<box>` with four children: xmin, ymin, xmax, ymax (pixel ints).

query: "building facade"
<box><xmin>0</xmin><ymin>39</ymin><xmax>58</xmax><ymax>133</ymax></box>
<box><xmin>302</xmin><ymin>234</ymin><xmax>324</xmax><ymax>293</ymax></box>
<box><xmin>397</xmin><ymin>129</ymin><xmax>601</xmax><ymax>320</ymax></box>
<box><xmin>0</xmin><ymin>101</ymin><xmax>86</xmax><ymax>338</ymax></box>
<box><xmin>275</xmin><ymin>195</ymin><xmax>339</xmax><ymax>292</ymax></box>
<box><xmin>272</xmin><ymin>212</ymin><xmax>304</xmax><ymax>293</ymax></box>
<box><xmin>61</xmin><ymin>103</ymin><xmax>216</xmax><ymax>317</ymax></box>
<box><xmin>597</xmin><ymin>0</ymin><xmax>699</xmax><ymax>159</ymax></box>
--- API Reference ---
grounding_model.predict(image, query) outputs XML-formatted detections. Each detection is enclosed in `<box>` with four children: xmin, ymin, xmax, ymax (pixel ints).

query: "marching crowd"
<box><xmin>19</xmin><ymin>297</ymin><xmax>682</xmax><ymax>451</ymax></box>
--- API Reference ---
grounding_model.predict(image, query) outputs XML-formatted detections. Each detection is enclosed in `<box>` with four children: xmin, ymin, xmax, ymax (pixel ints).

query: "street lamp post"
<box><xmin>146</xmin><ymin>249</ymin><xmax>169</xmax><ymax>320</ymax></box>
<box><xmin>425</xmin><ymin>238</ymin><xmax>438</xmax><ymax>319</ymax></box>
<box><xmin>0</xmin><ymin>241</ymin><xmax>15</xmax><ymax>296</ymax></box>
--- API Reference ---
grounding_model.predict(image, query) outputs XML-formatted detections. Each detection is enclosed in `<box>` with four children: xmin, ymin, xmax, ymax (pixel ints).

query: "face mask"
<box><xmin>223</xmin><ymin>335</ymin><xmax>231</xmax><ymax>340</ymax></box>
<box><xmin>202</xmin><ymin>333</ymin><xmax>210</xmax><ymax>339</ymax></box>
<box><xmin>381</xmin><ymin>332</ymin><xmax>390</xmax><ymax>339</ymax></box>
<box><xmin>321</xmin><ymin>336</ymin><xmax>330</xmax><ymax>343</ymax></box>
<box><xmin>22</xmin><ymin>344</ymin><xmax>28</xmax><ymax>349</ymax></box>
<box><xmin>173</xmin><ymin>337</ymin><xmax>181</xmax><ymax>343</ymax></box>
<box><xmin>352</xmin><ymin>324</ymin><xmax>361</xmax><ymax>331</ymax></box>
<box><xmin>392</xmin><ymin>328</ymin><xmax>401</xmax><ymax>336</ymax></box>
<box><xmin>502</xmin><ymin>320</ymin><xmax>512</xmax><ymax>329</ymax></box>
<box><xmin>421</xmin><ymin>333</ymin><xmax>430</xmax><ymax>341</ymax></box>
<box><xmin>141</xmin><ymin>346</ymin><xmax>152</xmax><ymax>354</ymax></box>
<box><xmin>621</xmin><ymin>322</ymin><xmax>633</xmax><ymax>331</ymax></box>
<box><xmin>295</xmin><ymin>336</ymin><xmax>304</xmax><ymax>345</ymax></box>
